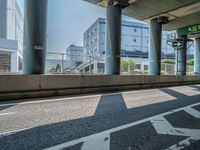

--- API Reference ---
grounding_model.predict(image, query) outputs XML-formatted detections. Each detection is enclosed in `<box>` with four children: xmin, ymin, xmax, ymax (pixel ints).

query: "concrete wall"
<box><xmin>1</xmin><ymin>75</ymin><xmax>200</xmax><ymax>100</ymax></box>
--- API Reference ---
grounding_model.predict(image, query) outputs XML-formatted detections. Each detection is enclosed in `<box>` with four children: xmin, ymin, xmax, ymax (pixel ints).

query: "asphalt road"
<box><xmin>0</xmin><ymin>85</ymin><xmax>200</xmax><ymax>150</ymax></box>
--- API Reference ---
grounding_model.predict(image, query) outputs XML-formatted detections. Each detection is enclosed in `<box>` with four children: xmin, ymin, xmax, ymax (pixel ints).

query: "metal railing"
<box><xmin>0</xmin><ymin>51</ymin><xmax>195</xmax><ymax>75</ymax></box>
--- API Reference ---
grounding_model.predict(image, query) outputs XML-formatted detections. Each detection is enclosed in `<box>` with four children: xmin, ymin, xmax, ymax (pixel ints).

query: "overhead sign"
<box><xmin>172</xmin><ymin>41</ymin><xmax>184</xmax><ymax>48</ymax></box>
<box><xmin>178</xmin><ymin>24</ymin><xmax>200</xmax><ymax>36</ymax></box>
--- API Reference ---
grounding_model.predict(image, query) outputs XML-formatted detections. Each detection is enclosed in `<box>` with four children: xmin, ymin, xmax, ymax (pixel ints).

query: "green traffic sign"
<box><xmin>178</xmin><ymin>24</ymin><xmax>200</xmax><ymax>36</ymax></box>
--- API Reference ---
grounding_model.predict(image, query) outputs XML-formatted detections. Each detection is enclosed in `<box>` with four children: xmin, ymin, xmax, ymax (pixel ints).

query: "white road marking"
<box><xmin>0</xmin><ymin>92</ymin><xmax>128</xmax><ymax>107</ymax></box>
<box><xmin>152</xmin><ymin>115</ymin><xmax>200</xmax><ymax>150</ymax></box>
<box><xmin>0</xmin><ymin>127</ymin><xmax>31</xmax><ymax>137</ymax></box>
<box><xmin>184</xmin><ymin>107</ymin><xmax>200</xmax><ymax>118</ymax></box>
<box><xmin>0</xmin><ymin>94</ymin><xmax>102</xmax><ymax>107</ymax></box>
<box><xmin>81</xmin><ymin>133</ymin><xmax>110</xmax><ymax>150</ymax></box>
<box><xmin>44</xmin><ymin>102</ymin><xmax>200</xmax><ymax>150</ymax></box>
<box><xmin>0</xmin><ymin>86</ymin><xmax>179</xmax><ymax>108</ymax></box>
<box><xmin>0</xmin><ymin>112</ymin><xmax>14</xmax><ymax>116</ymax></box>
<box><xmin>44</xmin><ymin>132</ymin><xmax>110</xmax><ymax>150</ymax></box>
<box><xmin>165</xmin><ymin>137</ymin><xmax>194</xmax><ymax>150</ymax></box>
<box><xmin>151</xmin><ymin>116</ymin><xmax>182</xmax><ymax>136</ymax></box>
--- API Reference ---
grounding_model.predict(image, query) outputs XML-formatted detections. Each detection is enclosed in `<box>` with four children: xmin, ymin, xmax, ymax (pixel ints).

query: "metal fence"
<box><xmin>46</xmin><ymin>53</ymin><xmax>195</xmax><ymax>75</ymax></box>
<box><xmin>0</xmin><ymin>51</ymin><xmax>195</xmax><ymax>75</ymax></box>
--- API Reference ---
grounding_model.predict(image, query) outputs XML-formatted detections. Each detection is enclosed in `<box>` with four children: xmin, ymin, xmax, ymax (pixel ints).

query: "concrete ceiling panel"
<box><xmin>84</xmin><ymin>0</ymin><xmax>200</xmax><ymax>31</ymax></box>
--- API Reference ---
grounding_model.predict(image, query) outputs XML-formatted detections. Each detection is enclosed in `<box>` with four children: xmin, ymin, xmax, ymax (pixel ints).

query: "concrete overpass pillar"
<box><xmin>105</xmin><ymin>0</ymin><xmax>124</xmax><ymax>75</ymax></box>
<box><xmin>194</xmin><ymin>38</ymin><xmax>200</xmax><ymax>74</ymax></box>
<box><xmin>176</xmin><ymin>35</ymin><xmax>187</xmax><ymax>76</ymax></box>
<box><xmin>148</xmin><ymin>17</ymin><xmax>168</xmax><ymax>75</ymax></box>
<box><xmin>23</xmin><ymin>0</ymin><xmax>48</xmax><ymax>74</ymax></box>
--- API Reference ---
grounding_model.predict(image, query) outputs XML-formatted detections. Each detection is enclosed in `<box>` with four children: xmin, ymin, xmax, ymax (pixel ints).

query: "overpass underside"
<box><xmin>84</xmin><ymin>0</ymin><xmax>200</xmax><ymax>76</ymax></box>
<box><xmin>86</xmin><ymin>0</ymin><xmax>200</xmax><ymax>31</ymax></box>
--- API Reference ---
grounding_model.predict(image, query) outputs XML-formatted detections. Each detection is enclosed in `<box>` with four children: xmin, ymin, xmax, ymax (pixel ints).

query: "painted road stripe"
<box><xmin>0</xmin><ymin>86</ymin><xmax>181</xmax><ymax>107</ymax></box>
<box><xmin>81</xmin><ymin>133</ymin><xmax>110</xmax><ymax>150</ymax></box>
<box><xmin>0</xmin><ymin>94</ymin><xmax>102</xmax><ymax>107</ymax></box>
<box><xmin>44</xmin><ymin>102</ymin><xmax>200</xmax><ymax>150</ymax></box>
<box><xmin>184</xmin><ymin>107</ymin><xmax>200</xmax><ymax>118</ymax></box>
<box><xmin>0</xmin><ymin>112</ymin><xmax>14</xmax><ymax>116</ymax></box>
<box><xmin>0</xmin><ymin>102</ymin><xmax>199</xmax><ymax>139</ymax></box>
<box><xmin>0</xmin><ymin>92</ymin><xmax>128</xmax><ymax>107</ymax></box>
<box><xmin>165</xmin><ymin>137</ymin><xmax>193</xmax><ymax>150</ymax></box>
<box><xmin>0</xmin><ymin>127</ymin><xmax>32</xmax><ymax>137</ymax></box>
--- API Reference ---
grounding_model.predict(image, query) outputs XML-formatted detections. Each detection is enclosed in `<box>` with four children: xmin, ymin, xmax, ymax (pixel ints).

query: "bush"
<box><xmin>161</xmin><ymin>59</ymin><xmax>175</xmax><ymax>64</ymax></box>
<box><xmin>121</xmin><ymin>59</ymin><xmax>136</xmax><ymax>72</ymax></box>
<box><xmin>187</xmin><ymin>59</ymin><xmax>194</xmax><ymax>66</ymax></box>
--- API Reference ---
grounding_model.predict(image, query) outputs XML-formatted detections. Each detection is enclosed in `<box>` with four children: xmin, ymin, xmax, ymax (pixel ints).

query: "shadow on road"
<box><xmin>0</xmin><ymin>86</ymin><xmax>200</xmax><ymax>150</ymax></box>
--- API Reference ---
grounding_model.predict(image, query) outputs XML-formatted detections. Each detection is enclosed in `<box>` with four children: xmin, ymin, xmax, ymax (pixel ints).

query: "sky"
<box><xmin>16</xmin><ymin>0</ymin><xmax>138</xmax><ymax>53</ymax></box>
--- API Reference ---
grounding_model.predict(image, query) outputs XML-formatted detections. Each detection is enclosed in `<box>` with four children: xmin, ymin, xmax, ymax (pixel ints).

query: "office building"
<box><xmin>78</xmin><ymin>18</ymin><xmax>170</xmax><ymax>74</ymax></box>
<box><xmin>66</xmin><ymin>44</ymin><xmax>83</xmax><ymax>70</ymax></box>
<box><xmin>77</xmin><ymin>18</ymin><xmax>194</xmax><ymax>74</ymax></box>
<box><xmin>0</xmin><ymin>0</ymin><xmax>23</xmax><ymax>73</ymax></box>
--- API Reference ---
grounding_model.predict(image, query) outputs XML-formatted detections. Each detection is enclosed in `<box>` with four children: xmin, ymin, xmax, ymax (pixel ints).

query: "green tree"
<box><xmin>49</xmin><ymin>67</ymin><xmax>56</xmax><ymax>73</ymax></box>
<box><xmin>187</xmin><ymin>59</ymin><xmax>194</xmax><ymax>66</ymax></box>
<box><xmin>121</xmin><ymin>59</ymin><xmax>136</xmax><ymax>73</ymax></box>
<box><xmin>161</xmin><ymin>59</ymin><xmax>175</xmax><ymax>64</ymax></box>
<box><xmin>55</xmin><ymin>64</ymin><xmax>61</xmax><ymax>72</ymax></box>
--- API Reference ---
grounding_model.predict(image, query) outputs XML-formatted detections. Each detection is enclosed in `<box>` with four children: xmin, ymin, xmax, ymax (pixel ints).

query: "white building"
<box><xmin>78</xmin><ymin>18</ymin><xmax>174</xmax><ymax>74</ymax></box>
<box><xmin>66</xmin><ymin>44</ymin><xmax>83</xmax><ymax>70</ymax></box>
<box><xmin>0</xmin><ymin>0</ymin><xmax>23</xmax><ymax>73</ymax></box>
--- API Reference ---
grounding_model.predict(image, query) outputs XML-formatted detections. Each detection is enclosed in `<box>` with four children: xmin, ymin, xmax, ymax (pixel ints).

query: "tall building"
<box><xmin>83</xmin><ymin>18</ymin><xmax>175</xmax><ymax>63</ymax></box>
<box><xmin>77</xmin><ymin>18</ymin><xmax>173</xmax><ymax>74</ymax></box>
<box><xmin>77</xmin><ymin>18</ymin><xmax>195</xmax><ymax>74</ymax></box>
<box><xmin>0</xmin><ymin>0</ymin><xmax>23</xmax><ymax>73</ymax></box>
<box><xmin>66</xmin><ymin>44</ymin><xmax>83</xmax><ymax>70</ymax></box>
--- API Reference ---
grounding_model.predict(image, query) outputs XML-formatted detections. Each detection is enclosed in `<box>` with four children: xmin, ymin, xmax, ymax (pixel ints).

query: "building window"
<box><xmin>134</xmin><ymin>39</ymin><xmax>136</xmax><ymax>42</ymax></box>
<box><xmin>134</xmin><ymin>29</ymin><xmax>137</xmax><ymax>32</ymax></box>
